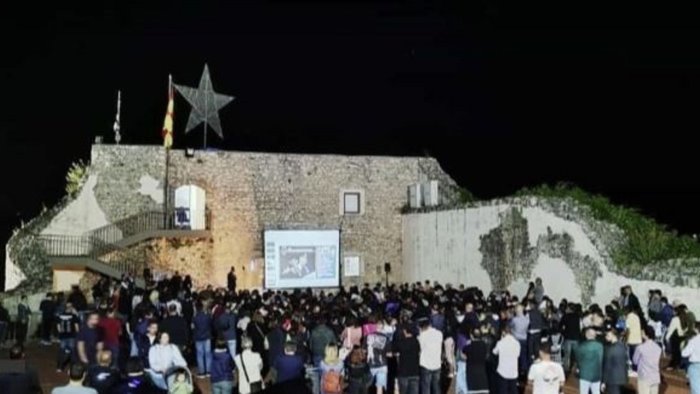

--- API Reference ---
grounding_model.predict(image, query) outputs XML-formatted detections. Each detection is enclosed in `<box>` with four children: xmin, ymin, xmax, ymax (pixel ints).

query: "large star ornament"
<box><xmin>174</xmin><ymin>64</ymin><xmax>234</xmax><ymax>146</ymax></box>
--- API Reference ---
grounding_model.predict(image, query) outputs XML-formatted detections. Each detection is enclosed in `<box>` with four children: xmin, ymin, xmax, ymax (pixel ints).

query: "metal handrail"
<box><xmin>88</xmin><ymin>208</ymin><xmax>211</xmax><ymax>245</ymax></box>
<box><xmin>36</xmin><ymin>208</ymin><xmax>211</xmax><ymax>280</ymax></box>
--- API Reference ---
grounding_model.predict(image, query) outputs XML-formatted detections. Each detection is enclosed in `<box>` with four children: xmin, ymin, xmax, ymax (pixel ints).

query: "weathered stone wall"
<box><xmin>403</xmin><ymin>197</ymin><xmax>700</xmax><ymax>314</ymax></box>
<box><xmin>38</xmin><ymin>145</ymin><xmax>457</xmax><ymax>289</ymax></box>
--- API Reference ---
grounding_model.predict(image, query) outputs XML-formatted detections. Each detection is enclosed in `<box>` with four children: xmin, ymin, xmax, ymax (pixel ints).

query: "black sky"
<box><xmin>2</xmin><ymin>1</ymin><xmax>700</xmax><ymax>273</ymax></box>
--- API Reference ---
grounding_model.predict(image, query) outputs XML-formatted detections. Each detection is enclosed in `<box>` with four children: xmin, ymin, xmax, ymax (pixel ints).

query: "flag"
<box><xmin>113</xmin><ymin>90</ymin><xmax>121</xmax><ymax>144</ymax></box>
<box><xmin>162</xmin><ymin>75</ymin><xmax>174</xmax><ymax>149</ymax></box>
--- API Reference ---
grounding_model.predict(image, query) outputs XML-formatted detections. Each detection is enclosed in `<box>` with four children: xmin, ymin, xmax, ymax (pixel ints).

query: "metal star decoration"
<box><xmin>174</xmin><ymin>64</ymin><xmax>234</xmax><ymax>148</ymax></box>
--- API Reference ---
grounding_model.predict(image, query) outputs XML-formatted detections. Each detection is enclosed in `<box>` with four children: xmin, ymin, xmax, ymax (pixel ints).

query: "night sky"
<box><xmin>3</xmin><ymin>2</ymin><xmax>700</xmax><ymax>282</ymax></box>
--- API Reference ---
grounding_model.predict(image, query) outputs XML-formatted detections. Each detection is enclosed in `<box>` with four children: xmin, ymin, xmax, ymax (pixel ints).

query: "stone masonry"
<box><xmin>85</xmin><ymin>145</ymin><xmax>458</xmax><ymax>288</ymax></box>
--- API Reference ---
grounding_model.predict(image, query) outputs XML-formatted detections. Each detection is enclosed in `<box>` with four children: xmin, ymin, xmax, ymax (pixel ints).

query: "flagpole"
<box><xmin>164</xmin><ymin>74</ymin><xmax>172</xmax><ymax>229</ymax></box>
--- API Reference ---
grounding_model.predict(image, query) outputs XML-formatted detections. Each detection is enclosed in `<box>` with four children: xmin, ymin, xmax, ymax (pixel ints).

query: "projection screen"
<box><xmin>264</xmin><ymin>229</ymin><xmax>340</xmax><ymax>289</ymax></box>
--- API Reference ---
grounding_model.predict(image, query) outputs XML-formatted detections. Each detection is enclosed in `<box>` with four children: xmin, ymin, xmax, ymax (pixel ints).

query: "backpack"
<box><xmin>321</xmin><ymin>368</ymin><xmax>342</xmax><ymax>394</ymax></box>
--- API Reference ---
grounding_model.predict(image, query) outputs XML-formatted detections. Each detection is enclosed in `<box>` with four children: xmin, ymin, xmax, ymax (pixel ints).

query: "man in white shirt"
<box><xmin>418</xmin><ymin>318</ymin><xmax>443</xmax><ymax>394</ymax></box>
<box><xmin>528</xmin><ymin>343</ymin><xmax>565</xmax><ymax>394</ymax></box>
<box><xmin>493</xmin><ymin>326</ymin><xmax>521</xmax><ymax>394</ymax></box>
<box><xmin>681</xmin><ymin>325</ymin><xmax>700</xmax><ymax>394</ymax></box>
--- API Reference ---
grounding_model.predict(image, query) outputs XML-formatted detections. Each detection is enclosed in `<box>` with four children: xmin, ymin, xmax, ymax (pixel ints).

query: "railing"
<box><xmin>36</xmin><ymin>234</ymin><xmax>146</xmax><ymax>278</ymax></box>
<box><xmin>36</xmin><ymin>209</ymin><xmax>211</xmax><ymax>282</ymax></box>
<box><xmin>88</xmin><ymin>208</ymin><xmax>211</xmax><ymax>245</ymax></box>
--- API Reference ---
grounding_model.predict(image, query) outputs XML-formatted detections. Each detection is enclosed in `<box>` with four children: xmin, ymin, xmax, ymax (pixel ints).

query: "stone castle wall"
<box><xmin>33</xmin><ymin>144</ymin><xmax>457</xmax><ymax>289</ymax></box>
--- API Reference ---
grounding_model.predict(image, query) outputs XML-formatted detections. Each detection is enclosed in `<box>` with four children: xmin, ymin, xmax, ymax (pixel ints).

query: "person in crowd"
<box><xmin>40</xmin><ymin>293</ymin><xmax>57</xmax><ymax>346</ymax></box>
<box><xmin>394</xmin><ymin>323</ymin><xmax>420</xmax><ymax>394</ymax></box>
<box><xmin>0</xmin><ymin>301</ymin><xmax>10</xmax><ymax>346</ymax></box>
<box><xmin>137</xmin><ymin>320</ymin><xmax>159</xmax><ymax>368</ymax></box>
<box><xmin>310</xmin><ymin>314</ymin><xmax>337</xmax><ymax>367</ymax></box>
<box><xmin>341</xmin><ymin>317</ymin><xmax>363</xmax><ymax>353</ymax></box>
<box><xmin>269</xmin><ymin>340</ymin><xmax>305</xmax><ymax>385</ymax></box>
<box><xmin>526</xmin><ymin>300</ymin><xmax>545</xmax><ymax>368</ymax></box>
<box><xmin>98</xmin><ymin>309</ymin><xmax>122</xmax><ymax>367</ymax></box>
<box><xmin>192</xmin><ymin>301</ymin><xmax>212</xmax><ymax>378</ymax></box>
<box><xmin>112</xmin><ymin>357</ymin><xmax>166</xmax><ymax>394</ymax></box>
<box><xmin>85</xmin><ymin>350</ymin><xmax>120</xmax><ymax>394</ymax></box>
<box><xmin>168</xmin><ymin>369</ymin><xmax>193</xmax><ymax>394</ymax></box>
<box><xmin>147</xmin><ymin>332</ymin><xmax>188</xmax><ymax>390</ymax></box>
<box><xmin>366</xmin><ymin>320</ymin><xmax>391</xmax><ymax>394</ymax></box>
<box><xmin>51</xmin><ymin>362</ymin><xmax>98</xmax><ymax>394</ymax></box>
<box><xmin>16</xmin><ymin>295</ymin><xmax>31</xmax><ymax>345</ymax></box>
<box><xmin>465</xmin><ymin>328</ymin><xmax>489</xmax><ymax>394</ymax></box>
<box><xmin>227</xmin><ymin>267</ymin><xmax>237</xmax><ymax>293</ymax></box>
<box><xmin>57</xmin><ymin>302</ymin><xmax>80</xmax><ymax>372</ymax></box>
<box><xmin>602</xmin><ymin>329</ymin><xmax>628</xmax><ymax>394</ymax></box>
<box><xmin>77</xmin><ymin>312</ymin><xmax>103</xmax><ymax>367</ymax></box>
<box><xmin>160</xmin><ymin>304</ymin><xmax>190</xmax><ymax>352</ymax></box>
<box><xmin>527</xmin><ymin>343</ymin><xmax>565</xmax><ymax>394</ymax></box>
<box><xmin>534</xmin><ymin>278</ymin><xmax>545</xmax><ymax>304</ymax></box>
<box><xmin>559</xmin><ymin>303</ymin><xmax>581</xmax><ymax>375</ymax></box>
<box><xmin>234</xmin><ymin>336</ymin><xmax>264</xmax><ymax>394</ymax></box>
<box><xmin>68</xmin><ymin>286</ymin><xmax>88</xmax><ymax>321</ymax></box>
<box><xmin>246</xmin><ymin>312</ymin><xmax>268</xmax><ymax>363</ymax></box>
<box><xmin>345</xmin><ymin>347</ymin><xmax>370</xmax><ymax>394</ymax></box>
<box><xmin>493</xmin><ymin>325</ymin><xmax>520</xmax><ymax>394</ymax></box>
<box><xmin>266</xmin><ymin>317</ymin><xmax>286</xmax><ymax>367</ymax></box>
<box><xmin>215</xmin><ymin>303</ymin><xmax>238</xmax><ymax>361</ymax></box>
<box><xmin>682</xmin><ymin>322</ymin><xmax>700</xmax><ymax>394</ymax></box>
<box><xmin>665</xmin><ymin>304</ymin><xmax>685</xmax><ymax>370</ymax></box>
<box><xmin>320</xmin><ymin>344</ymin><xmax>344</xmax><ymax>394</ymax></box>
<box><xmin>0</xmin><ymin>344</ymin><xmax>42</xmax><ymax>394</ymax></box>
<box><xmin>576</xmin><ymin>327</ymin><xmax>604</xmax><ymax>394</ymax></box>
<box><xmin>418</xmin><ymin>317</ymin><xmax>443</xmax><ymax>394</ymax></box>
<box><xmin>211</xmin><ymin>339</ymin><xmax>235</xmax><ymax>394</ymax></box>
<box><xmin>509</xmin><ymin>304</ymin><xmax>529</xmax><ymax>376</ymax></box>
<box><xmin>659</xmin><ymin>297</ymin><xmax>674</xmax><ymax>328</ymax></box>
<box><xmin>647</xmin><ymin>291</ymin><xmax>662</xmax><ymax>322</ymax></box>
<box><xmin>622</xmin><ymin>286</ymin><xmax>641</xmax><ymax>313</ymax></box>
<box><xmin>625</xmin><ymin>307</ymin><xmax>643</xmax><ymax>373</ymax></box>
<box><xmin>633</xmin><ymin>325</ymin><xmax>662</xmax><ymax>394</ymax></box>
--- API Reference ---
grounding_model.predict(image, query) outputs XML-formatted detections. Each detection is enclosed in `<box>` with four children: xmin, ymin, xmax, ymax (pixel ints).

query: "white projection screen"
<box><xmin>264</xmin><ymin>230</ymin><xmax>340</xmax><ymax>289</ymax></box>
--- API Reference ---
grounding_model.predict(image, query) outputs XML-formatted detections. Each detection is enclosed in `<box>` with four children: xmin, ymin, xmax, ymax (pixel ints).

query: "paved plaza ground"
<box><xmin>1</xmin><ymin>342</ymin><xmax>690</xmax><ymax>394</ymax></box>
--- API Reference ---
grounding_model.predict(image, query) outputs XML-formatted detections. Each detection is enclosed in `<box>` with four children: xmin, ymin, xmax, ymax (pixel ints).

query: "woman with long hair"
<box><xmin>147</xmin><ymin>331</ymin><xmax>187</xmax><ymax>390</ymax></box>
<box><xmin>320</xmin><ymin>344</ymin><xmax>344</xmax><ymax>394</ymax></box>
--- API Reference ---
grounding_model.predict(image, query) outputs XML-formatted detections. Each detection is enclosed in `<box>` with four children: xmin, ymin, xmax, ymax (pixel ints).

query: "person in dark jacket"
<box><xmin>68</xmin><ymin>285</ymin><xmax>88</xmax><ymax>317</ymax></box>
<box><xmin>0</xmin><ymin>344</ymin><xmax>43</xmax><ymax>394</ymax></box>
<box><xmin>465</xmin><ymin>329</ymin><xmax>489</xmax><ymax>393</ymax></box>
<box><xmin>559</xmin><ymin>304</ymin><xmax>581</xmax><ymax>374</ymax></box>
<box><xmin>309</xmin><ymin>315</ymin><xmax>337</xmax><ymax>366</ymax></box>
<box><xmin>227</xmin><ymin>267</ymin><xmax>237</xmax><ymax>293</ymax></box>
<box><xmin>86</xmin><ymin>350</ymin><xmax>120</xmax><ymax>394</ymax></box>
<box><xmin>39</xmin><ymin>293</ymin><xmax>56</xmax><ymax>345</ymax></box>
<box><xmin>210</xmin><ymin>339</ymin><xmax>234</xmax><ymax>393</ymax></box>
<box><xmin>527</xmin><ymin>301</ymin><xmax>545</xmax><ymax>364</ymax></box>
<box><xmin>159</xmin><ymin>304</ymin><xmax>190</xmax><ymax>350</ymax></box>
<box><xmin>266</xmin><ymin>318</ymin><xmax>287</xmax><ymax>366</ymax></box>
<box><xmin>215</xmin><ymin>304</ymin><xmax>237</xmax><ymax>360</ymax></box>
<box><xmin>602</xmin><ymin>329</ymin><xmax>628</xmax><ymax>394</ymax></box>
<box><xmin>112</xmin><ymin>357</ymin><xmax>166</xmax><ymax>394</ymax></box>
<box><xmin>192</xmin><ymin>302</ymin><xmax>213</xmax><ymax>378</ymax></box>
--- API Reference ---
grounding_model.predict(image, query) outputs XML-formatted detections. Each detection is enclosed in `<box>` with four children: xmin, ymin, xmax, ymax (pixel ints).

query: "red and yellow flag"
<box><xmin>162</xmin><ymin>75</ymin><xmax>174</xmax><ymax>149</ymax></box>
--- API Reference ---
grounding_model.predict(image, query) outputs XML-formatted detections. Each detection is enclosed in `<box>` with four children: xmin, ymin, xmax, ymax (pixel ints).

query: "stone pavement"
<box><xmin>1</xmin><ymin>342</ymin><xmax>691</xmax><ymax>394</ymax></box>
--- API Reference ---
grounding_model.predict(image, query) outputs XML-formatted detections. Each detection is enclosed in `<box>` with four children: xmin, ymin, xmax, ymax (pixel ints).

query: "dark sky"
<box><xmin>2</xmin><ymin>1</ymin><xmax>700</xmax><ymax>273</ymax></box>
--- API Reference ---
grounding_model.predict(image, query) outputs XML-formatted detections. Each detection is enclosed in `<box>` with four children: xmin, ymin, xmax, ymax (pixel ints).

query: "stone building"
<box><xmin>5</xmin><ymin>144</ymin><xmax>459</xmax><ymax>291</ymax></box>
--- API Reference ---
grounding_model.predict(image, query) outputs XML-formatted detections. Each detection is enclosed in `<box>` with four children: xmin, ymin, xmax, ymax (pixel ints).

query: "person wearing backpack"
<box><xmin>320</xmin><ymin>344</ymin><xmax>344</xmax><ymax>394</ymax></box>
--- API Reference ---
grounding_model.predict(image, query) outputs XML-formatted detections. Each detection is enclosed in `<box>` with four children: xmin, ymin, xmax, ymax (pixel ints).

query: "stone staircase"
<box><xmin>36</xmin><ymin>209</ymin><xmax>211</xmax><ymax>288</ymax></box>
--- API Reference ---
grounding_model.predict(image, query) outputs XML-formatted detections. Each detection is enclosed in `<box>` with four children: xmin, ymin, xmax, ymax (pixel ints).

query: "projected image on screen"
<box><xmin>264</xmin><ymin>230</ymin><xmax>340</xmax><ymax>289</ymax></box>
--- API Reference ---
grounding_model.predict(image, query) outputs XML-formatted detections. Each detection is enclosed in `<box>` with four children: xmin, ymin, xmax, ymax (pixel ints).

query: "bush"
<box><xmin>516</xmin><ymin>183</ymin><xmax>700</xmax><ymax>267</ymax></box>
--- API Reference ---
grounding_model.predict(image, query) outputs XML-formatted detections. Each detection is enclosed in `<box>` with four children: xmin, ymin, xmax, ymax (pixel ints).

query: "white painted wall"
<box><xmin>53</xmin><ymin>269</ymin><xmax>85</xmax><ymax>292</ymax></box>
<box><xmin>4</xmin><ymin>245</ymin><xmax>26</xmax><ymax>291</ymax></box>
<box><xmin>402</xmin><ymin>204</ymin><xmax>700</xmax><ymax>314</ymax></box>
<box><xmin>41</xmin><ymin>175</ymin><xmax>113</xmax><ymax>236</ymax></box>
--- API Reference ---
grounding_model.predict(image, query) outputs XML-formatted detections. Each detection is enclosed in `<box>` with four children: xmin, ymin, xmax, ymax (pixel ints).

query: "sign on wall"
<box><xmin>344</xmin><ymin>256</ymin><xmax>361</xmax><ymax>277</ymax></box>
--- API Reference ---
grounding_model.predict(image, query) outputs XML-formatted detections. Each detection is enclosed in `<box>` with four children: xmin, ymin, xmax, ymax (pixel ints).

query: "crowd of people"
<box><xmin>1</xmin><ymin>267</ymin><xmax>699</xmax><ymax>394</ymax></box>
